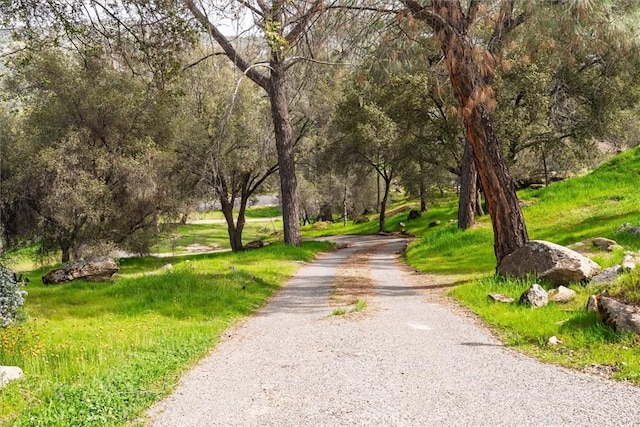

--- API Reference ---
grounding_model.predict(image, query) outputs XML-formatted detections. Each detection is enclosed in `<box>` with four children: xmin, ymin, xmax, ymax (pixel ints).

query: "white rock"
<box><xmin>548</xmin><ymin>336</ymin><xmax>562</xmax><ymax>346</ymax></box>
<box><xmin>0</xmin><ymin>366</ymin><xmax>24</xmax><ymax>388</ymax></box>
<box><xmin>621</xmin><ymin>255</ymin><xmax>637</xmax><ymax>271</ymax></box>
<box><xmin>519</xmin><ymin>284</ymin><xmax>549</xmax><ymax>308</ymax></box>
<box><xmin>548</xmin><ymin>286</ymin><xmax>577</xmax><ymax>303</ymax></box>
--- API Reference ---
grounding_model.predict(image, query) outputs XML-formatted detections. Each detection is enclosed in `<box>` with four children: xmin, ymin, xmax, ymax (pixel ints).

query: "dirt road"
<box><xmin>147</xmin><ymin>235</ymin><xmax>640</xmax><ymax>426</ymax></box>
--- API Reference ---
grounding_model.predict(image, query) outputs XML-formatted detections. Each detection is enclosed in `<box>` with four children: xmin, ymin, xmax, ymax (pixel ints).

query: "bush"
<box><xmin>0</xmin><ymin>267</ymin><xmax>27</xmax><ymax>327</ymax></box>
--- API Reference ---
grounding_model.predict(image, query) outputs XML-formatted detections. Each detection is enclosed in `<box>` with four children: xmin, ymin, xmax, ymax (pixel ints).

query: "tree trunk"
<box><xmin>267</xmin><ymin>61</ymin><xmax>301</xmax><ymax>247</ymax></box>
<box><xmin>378</xmin><ymin>176</ymin><xmax>391</xmax><ymax>233</ymax></box>
<box><xmin>542</xmin><ymin>149</ymin><xmax>549</xmax><ymax>187</ymax></box>
<box><xmin>476</xmin><ymin>186</ymin><xmax>485</xmax><ymax>216</ymax></box>
<box><xmin>434</xmin><ymin>2</ymin><xmax>528</xmax><ymax>264</ymax></box>
<box><xmin>458</xmin><ymin>140</ymin><xmax>477</xmax><ymax>230</ymax></box>
<box><xmin>343</xmin><ymin>180</ymin><xmax>348</xmax><ymax>227</ymax></box>
<box><xmin>419</xmin><ymin>163</ymin><xmax>428</xmax><ymax>212</ymax></box>
<box><xmin>221</xmin><ymin>200</ymin><xmax>243</xmax><ymax>252</ymax></box>
<box><xmin>376</xmin><ymin>173</ymin><xmax>381</xmax><ymax>213</ymax></box>
<box><xmin>61</xmin><ymin>244</ymin><xmax>71</xmax><ymax>263</ymax></box>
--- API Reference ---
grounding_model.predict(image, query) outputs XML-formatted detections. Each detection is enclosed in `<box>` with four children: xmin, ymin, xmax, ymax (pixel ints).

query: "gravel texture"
<box><xmin>147</xmin><ymin>235</ymin><xmax>640</xmax><ymax>426</ymax></box>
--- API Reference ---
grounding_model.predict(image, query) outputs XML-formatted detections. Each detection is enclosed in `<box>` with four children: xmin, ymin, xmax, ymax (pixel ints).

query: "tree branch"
<box><xmin>284</xmin><ymin>0</ymin><xmax>323</xmax><ymax>45</ymax></box>
<box><xmin>488</xmin><ymin>0</ymin><xmax>528</xmax><ymax>54</ymax></box>
<box><xmin>466</xmin><ymin>0</ymin><xmax>482</xmax><ymax>28</ymax></box>
<box><xmin>401</xmin><ymin>0</ymin><xmax>450</xmax><ymax>32</ymax></box>
<box><xmin>182</xmin><ymin>0</ymin><xmax>270</xmax><ymax>89</ymax></box>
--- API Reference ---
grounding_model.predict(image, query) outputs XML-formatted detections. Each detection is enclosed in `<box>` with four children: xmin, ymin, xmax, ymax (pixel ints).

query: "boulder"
<box><xmin>586</xmin><ymin>295</ymin><xmax>599</xmax><ymax>312</ymax></box>
<box><xmin>622</xmin><ymin>254</ymin><xmax>637</xmax><ymax>271</ymax></box>
<box><xmin>519</xmin><ymin>284</ymin><xmax>548</xmax><ymax>308</ymax></box>
<box><xmin>548</xmin><ymin>285</ymin><xmax>576</xmax><ymax>303</ymax></box>
<box><xmin>591</xmin><ymin>265</ymin><xmax>623</xmax><ymax>284</ymax></box>
<box><xmin>488</xmin><ymin>293</ymin><xmax>515</xmax><ymax>303</ymax></box>
<box><xmin>497</xmin><ymin>240</ymin><xmax>600</xmax><ymax>285</ymax></box>
<box><xmin>591</xmin><ymin>237</ymin><xmax>619</xmax><ymax>251</ymax></box>
<box><xmin>243</xmin><ymin>240</ymin><xmax>264</xmax><ymax>250</ymax></box>
<box><xmin>42</xmin><ymin>256</ymin><xmax>119</xmax><ymax>284</ymax></box>
<box><xmin>598</xmin><ymin>296</ymin><xmax>640</xmax><ymax>335</ymax></box>
<box><xmin>0</xmin><ymin>366</ymin><xmax>24</xmax><ymax>388</ymax></box>
<box><xmin>407</xmin><ymin>209</ymin><xmax>422</xmax><ymax>220</ymax></box>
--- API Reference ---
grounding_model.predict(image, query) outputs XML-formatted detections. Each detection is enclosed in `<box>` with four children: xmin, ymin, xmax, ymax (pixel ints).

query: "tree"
<box><xmin>181</xmin><ymin>0</ymin><xmax>343</xmax><ymax>247</ymax></box>
<box><xmin>4</xmin><ymin>48</ymin><xmax>181</xmax><ymax>261</ymax></box>
<box><xmin>400</xmin><ymin>0</ymin><xmax>640</xmax><ymax>264</ymax></box>
<box><xmin>399</xmin><ymin>0</ymin><xmax>528</xmax><ymax>263</ymax></box>
<box><xmin>175</xmin><ymin>53</ymin><xmax>278</xmax><ymax>251</ymax></box>
<box><xmin>4</xmin><ymin>1</ymin><xmax>355</xmax><ymax>247</ymax></box>
<box><xmin>333</xmin><ymin>80</ymin><xmax>412</xmax><ymax>232</ymax></box>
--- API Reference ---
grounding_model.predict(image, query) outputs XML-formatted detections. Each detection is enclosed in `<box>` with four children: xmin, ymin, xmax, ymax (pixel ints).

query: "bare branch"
<box><xmin>284</xmin><ymin>0</ymin><xmax>323</xmax><ymax>45</ymax></box>
<box><xmin>284</xmin><ymin>55</ymin><xmax>350</xmax><ymax>70</ymax></box>
<box><xmin>181</xmin><ymin>52</ymin><xmax>227</xmax><ymax>71</ymax></box>
<box><xmin>237</xmin><ymin>0</ymin><xmax>265</xmax><ymax>18</ymax></box>
<box><xmin>182</xmin><ymin>0</ymin><xmax>270</xmax><ymax>89</ymax></box>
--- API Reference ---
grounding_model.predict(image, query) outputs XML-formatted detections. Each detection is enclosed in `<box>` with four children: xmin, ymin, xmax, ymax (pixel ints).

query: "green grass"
<box><xmin>404</xmin><ymin>147</ymin><xmax>640</xmax><ymax>383</ymax></box>
<box><xmin>152</xmin><ymin>220</ymin><xmax>281</xmax><ymax>255</ymax></box>
<box><xmin>331</xmin><ymin>299</ymin><xmax>367</xmax><ymax>316</ymax></box>
<box><xmin>405</xmin><ymin>146</ymin><xmax>640</xmax><ymax>276</ymax></box>
<box><xmin>188</xmin><ymin>205</ymin><xmax>281</xmax><ymax>221</ymax></box>
<box><xmin>450</xmin><ymin>276</ymin><xmax>640</xmax><ymax>382</ymax></box>
<box><xmin>0</xmin><ymin>241</ymin><xmax>332</xmax><ymax>426</ymax></box>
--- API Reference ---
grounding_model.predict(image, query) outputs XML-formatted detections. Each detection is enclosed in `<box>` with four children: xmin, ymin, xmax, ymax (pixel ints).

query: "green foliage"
<box><xmin>3</xmin><ymin>48</ymin><xmax>182</xmax><ymax>261</ymax></box>
<box><xmin>0</xmin><ymin>242</ymin><xmax>331</xmax><ymax>425</ymax></box>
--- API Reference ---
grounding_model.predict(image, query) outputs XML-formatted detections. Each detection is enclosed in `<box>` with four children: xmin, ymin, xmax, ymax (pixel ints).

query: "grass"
<box><xmin>404</xmin><ymin>146</ymin><xmax>640</xmax><ymax>276</ymax></box>
<box><xmin>401</xmin><ymin>146</ymin><xmax>640</xmax><ymax>383</ymax></box>
<box><xmin>331</xmin><ymin>299</ymin><xmax>367</xmax><ymax>316</ymax></box>
<box><xmin>0</xmin><ymin>241</ymin><xmax>332</xmax><ymax>426</ymax></box>
<box><xmin>450</xmin><ymin>276</ymin><xmax>640</xmax><ymax>382</ymax></box>
<box><xmin>151</xmin><ymin>221</ymin><xmax>279</xmax><ymax>255</ymax></box>
<box><xmin>188</xmin><ymin>205</ymin><xmax>281</xmax><ymax>221</ymax></box>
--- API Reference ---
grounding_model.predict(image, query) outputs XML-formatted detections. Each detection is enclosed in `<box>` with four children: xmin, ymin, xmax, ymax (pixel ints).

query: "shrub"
<box><xmin>0</xmin><ymin>267</ymin><xmax>28</xmax><ymax>327</ymax></box>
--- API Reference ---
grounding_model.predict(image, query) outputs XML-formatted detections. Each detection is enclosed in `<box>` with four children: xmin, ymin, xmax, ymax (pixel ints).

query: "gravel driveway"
<box><xmin>147</xmin><ymin>235</ymin><xmax>640</xmax><ymax>426</ymax></box>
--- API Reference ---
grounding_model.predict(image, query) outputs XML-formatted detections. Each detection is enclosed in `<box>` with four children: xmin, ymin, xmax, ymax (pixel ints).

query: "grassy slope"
<box><xmin>0</xmin><ymin>242</ymin><xmax>331</xmax><ymax>426</ymax></box>
<box><xmin>406</xmin><ymin>146</ymin><xmax>640</xmax><ymax>276</ymax></box>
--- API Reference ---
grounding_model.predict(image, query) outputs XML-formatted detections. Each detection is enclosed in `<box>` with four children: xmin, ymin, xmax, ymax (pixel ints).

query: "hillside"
<box><xmin>405</xmin><ymin>146</ymin><xmax>640</xmax><ymax>275</ymax></box>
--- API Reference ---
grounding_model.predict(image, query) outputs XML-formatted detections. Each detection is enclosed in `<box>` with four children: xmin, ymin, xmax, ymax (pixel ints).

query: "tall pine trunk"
<box><xmin>434</xmin><ymin>1</ymin><xmax>528</xmax><ymax>263</ymax></box>
<box><xmin>267</xmin><ymin>61</ymin><xmax>301</xmax><ymax>247</ymax></box>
